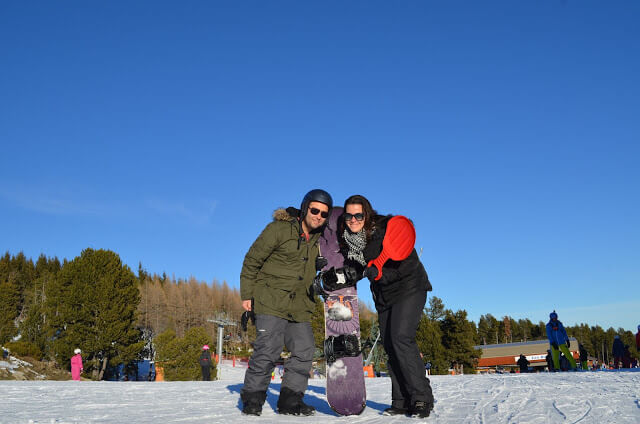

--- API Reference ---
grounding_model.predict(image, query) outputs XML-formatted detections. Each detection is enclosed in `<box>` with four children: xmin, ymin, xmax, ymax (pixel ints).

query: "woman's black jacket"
<box><xmin>342</xmin><ymin>214</ymin><xmax>432</xmax><ymax>311</ymax></box>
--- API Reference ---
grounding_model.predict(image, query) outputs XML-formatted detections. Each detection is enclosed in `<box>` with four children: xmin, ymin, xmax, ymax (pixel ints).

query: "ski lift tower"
<box><xmin>207</xmin><ymin>312</ymin><xmax>236</xmax><ymax>380</ymax></box>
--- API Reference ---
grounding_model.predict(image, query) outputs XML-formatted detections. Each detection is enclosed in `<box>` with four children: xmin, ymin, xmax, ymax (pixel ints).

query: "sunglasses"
<box><xmin>309</xmin><ymin>207</ymin><xmax>329</xmax><ymax>218</ymax></box>
<box><xmin>344</xmin><ymin>213</ymin><xmax>365</xmax><ymax>222</ymax></box>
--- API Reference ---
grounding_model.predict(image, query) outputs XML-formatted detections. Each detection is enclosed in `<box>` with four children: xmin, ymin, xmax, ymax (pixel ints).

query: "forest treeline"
<box><xmin>1</xmin><ymin>250</ymin><xmax>637</xmax><ymax>378</ymax></box>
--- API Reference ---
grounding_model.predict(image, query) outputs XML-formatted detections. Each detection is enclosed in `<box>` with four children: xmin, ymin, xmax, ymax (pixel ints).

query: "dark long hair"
<box><xmin>339</xmin><ymin>194</ymin><xmax>377</xmax><ymax>242</ymax></box>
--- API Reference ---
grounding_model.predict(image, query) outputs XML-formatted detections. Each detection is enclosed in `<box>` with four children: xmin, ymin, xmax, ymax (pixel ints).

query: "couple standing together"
<box><xmin>239</xmin><ymin>189</ymin><xmax>434</xmax><ymax>418</ymax></box>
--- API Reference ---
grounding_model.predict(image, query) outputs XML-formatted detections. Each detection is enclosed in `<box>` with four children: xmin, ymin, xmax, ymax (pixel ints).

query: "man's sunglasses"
<box><xmin>344</xmin><ymin>213</ymin><xmax>365</xmax><ymax>222</ymax></box>
<box><xmin>309</xmin><ymin>207</ymin><xmax>329</xmax><ymax>218</ymax></box>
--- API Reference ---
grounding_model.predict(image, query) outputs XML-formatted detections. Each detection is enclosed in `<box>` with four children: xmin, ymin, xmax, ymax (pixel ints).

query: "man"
<box><xmin>612</xmin><ymin>335</ymin><xmax>624</xmax><ymax>369</ymax></box>
<box><xmin>546</xmin><ymin>311</ymin><xmax>577</xmax><ymax>371</ymax></box>
<box><xmin>545</xmin><ymin>349</ymin><xmax>554</xmax><ymax>372</ymax></box>
<box><xmin>239</xmin><ymin>189</ymin><xmax>332</xmax><ymax>416</ymax></box>
<box><xmin>517</xmin><ymin>354</ymin><xmax>530</xmax><ymax>373</ymax></box>
<box><xmin>578</xmin><ymin>344</ymin><xmax>588</xmax><ymax>370</ymax></box>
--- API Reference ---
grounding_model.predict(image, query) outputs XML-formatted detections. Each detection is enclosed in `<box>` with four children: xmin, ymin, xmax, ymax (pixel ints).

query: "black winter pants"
<box><xmin>378</xmin><ymin>290</ymin><xmax>433</xmax><ymax>408</ymax></box>
<box><xmin>201</xmin><ymin>365</ymin><xmax>211</xmax><ymax>381</ymax></box>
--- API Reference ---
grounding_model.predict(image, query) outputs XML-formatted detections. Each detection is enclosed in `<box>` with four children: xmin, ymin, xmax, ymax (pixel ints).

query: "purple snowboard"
<box><xmin>318</xmin><ymin>207</ymin><xmax>366</xmax><ymax>416</ymax></box>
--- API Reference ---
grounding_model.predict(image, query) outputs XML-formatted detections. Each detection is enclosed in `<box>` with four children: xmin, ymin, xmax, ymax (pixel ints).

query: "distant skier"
<box><xmin>71</xmin><ymin>348</ymin><xmax>83</xmax><ymax>381</ymax></box>
<box><xmin>517</xmin><ymin>354</ymin><xmax>530</xmax><ymax>373</ymax></box>
<box><xmin>545</xmin><ymin>349</ymin><xmax>554</xmax><ymax>372</ymax></box>
<box><xmin>612</xmin><ymin>335</ymin><xmax>624</xmax><ymax>369</ymax></box>
<box><xmin>579</xmin><ymin>344</ymin><xmax>589</xmax><ymax>370</ymax></box>
<box><xmin>546</xmin><ymin>311</ymin><xmax>577</xmax><ymax>371</ymax></box>
<box><xmin>199</xmin><ymin>345</ymin><xmax>213</xmax><ymax>381</ymax></box>
<box><xmin>622</xmin><ymin>345</ymin><xmax>632</xmax><ymax>369</ymax></box>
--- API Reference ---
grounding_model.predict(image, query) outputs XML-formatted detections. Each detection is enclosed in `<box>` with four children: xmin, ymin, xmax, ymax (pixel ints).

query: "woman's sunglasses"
<box><xmin>344</xmin><ymin>213</ymin><xmax>365</xmax><ymax>222</ymax></box>
<box><xmin>308</xmin><ymin>207</ymin><xmax>329</xmax><ymax>218</ymax></box>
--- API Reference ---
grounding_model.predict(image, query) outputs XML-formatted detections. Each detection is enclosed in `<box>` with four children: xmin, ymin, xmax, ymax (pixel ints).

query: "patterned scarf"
<box><xmin>343</xmin><ymin>228</ymin><xmax>367</xmax><ymax>266</ymax></box>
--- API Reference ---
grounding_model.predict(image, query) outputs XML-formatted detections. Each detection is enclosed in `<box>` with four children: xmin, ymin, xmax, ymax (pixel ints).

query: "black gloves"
<box><xmin>315</xmin><ymin>255</ymin><xmax>328</xmax><ymax>271</ymax></box>
<box><xmin>241</xmin><ymin>299</ymin><xmax>256</xmax><ymax>332</ymax></box>
<box><xmin>551</xmin><ymin>342</ymin><xmax>558</xmax><ymax>349</ymax></box>
<box><xmin>342</xmin><ymin>266</ymin><xmax>360</xmax><ymax>284</ymax></box>
<box><xmin>312</xmin><ymin>274</ymin><xmax>327</xmax><ymax>298</ymax></box>
<box><xmin>566</xmin><ymin>340</ymin><xmax>570</xmax><ymax>348</ymax></box>
<box><xmin>364</xmin><ymin>266</ymin><xmax>379</xmax><ymax>281</ymax></box>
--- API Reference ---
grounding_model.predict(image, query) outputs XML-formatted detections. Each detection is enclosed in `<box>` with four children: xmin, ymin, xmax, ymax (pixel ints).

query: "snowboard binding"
<box><xmin>313</xmin><ymin>267</ymin><xmax>360</xmax><ymax>299</ymax></box>
<box><xmin>324</xmin><ymin>334</ymin><xmax>361</xmax><ymax>364</ymax></box>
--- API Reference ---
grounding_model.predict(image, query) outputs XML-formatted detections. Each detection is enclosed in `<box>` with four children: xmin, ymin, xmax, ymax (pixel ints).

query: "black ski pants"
<box><xmin>378</xmin><ymin>290</ymin><xmax>433</xmax><ymax>408</ymax></box>
<box><xmin>242</xmin><ymin>314</ymin><xmax>315</xmax><ymax>395</ymax></box>
<box><xmin>201</xmin><ymin>365</ymin><xmax>211</xmax><ymax>381</ymax></box>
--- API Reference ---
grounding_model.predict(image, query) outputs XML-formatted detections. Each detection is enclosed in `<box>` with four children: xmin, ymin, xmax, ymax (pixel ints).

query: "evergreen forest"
<box><xmin>1</xmin><ymin>250</ymin><xmax>637</xmax><ymax>379</ymax></box>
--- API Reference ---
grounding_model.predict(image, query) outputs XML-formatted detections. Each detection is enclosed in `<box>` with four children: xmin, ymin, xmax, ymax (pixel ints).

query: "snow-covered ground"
<box><xmin>1</xmin><ymin>363</ymin><xmax>640</xmax><ymax>423</ymax></box>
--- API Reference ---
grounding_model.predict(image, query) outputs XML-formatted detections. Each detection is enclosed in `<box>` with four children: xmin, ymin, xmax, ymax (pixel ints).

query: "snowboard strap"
<box><xmin>321</xmin><ymin>267</ymin><xmax>358</xmax><ymax>292</ymax></box>
<box><xmin>324</xmin><ymin>334</ymin><xmax>361</xmax><ymax>364</ymax></box>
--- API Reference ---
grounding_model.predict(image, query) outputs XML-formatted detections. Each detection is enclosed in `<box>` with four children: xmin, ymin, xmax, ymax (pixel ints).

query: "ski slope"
<box><xmin>1</xmin><ymin>363</ymin><xmax>639</xmax><ymax>423</ymax></box>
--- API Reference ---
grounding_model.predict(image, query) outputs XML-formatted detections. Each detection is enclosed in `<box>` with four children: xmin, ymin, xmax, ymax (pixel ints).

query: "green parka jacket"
<box><xmin>240</xmin><ymin>209</ymin><xmax>320</xmax><ymax>323</ymax></box>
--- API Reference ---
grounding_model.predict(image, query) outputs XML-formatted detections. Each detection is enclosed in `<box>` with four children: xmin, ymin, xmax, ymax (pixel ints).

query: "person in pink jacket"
<box><xmin>71</xmin><ymin>348</ymin><xmax>83</xmax><ymax>381</ymax></box>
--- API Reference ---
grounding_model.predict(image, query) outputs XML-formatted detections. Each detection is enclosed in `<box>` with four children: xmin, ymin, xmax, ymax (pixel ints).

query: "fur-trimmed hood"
<box><xmin>273</xmin><ymin>208</ymin><xmax>296</xmax><ymax>222</ymax></box>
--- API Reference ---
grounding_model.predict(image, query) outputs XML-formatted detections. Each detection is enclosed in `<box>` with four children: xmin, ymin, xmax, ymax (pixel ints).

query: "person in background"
<box><xmin>517</xmin><ymin>354</ymin><xmax>530</xmax><ymax>373</ymax></box>
<box><xmin>622</xmin><ymin>345</ymin><xmax>632</xmax><ymax>369</ymax></box>
<box><xmin>545</xmin><ymin>349</ymin><xmax>555</xmax><ymax>372</ymax></box>
<box><xmin>546</xmin><ymin>311</ymin><xmax>577</xmax><ymax>371</ymax></box>
<box><xmin>579</xmin><ymin>344</ymin><xmax>589</xmax><ymax>370</ymax></box>
<box><xmin>199</xmin><ymin>345</ymin><xmax>213</xmax><ymax>381</ymax></box>
<box><xmin>612</xmin><ymin>335</ymin><xmax>624</xmax><ymax>369</ymax></box>
<box><xmin>636</xmin><ymin>325</ymin><xmax>640</xmax><ymax>351</ymax></box>
<box><xmin>338</xmin><ymin>194</ymin><xmax>434</xmax><ymax>418</ymax></box>
<box><xmin>239</xmin><ymin>189</ymin><xmax>332</xmax><ymax>416</ymax></box>
<box><xmin>71</xmin><ymin>348</ymin><xmax>83</xmax><ymax>381</ymax></box>
<box><xmin>559</xmin><ymin>353</ymin><xmax>570</xmax><ymax>371</ymax></box>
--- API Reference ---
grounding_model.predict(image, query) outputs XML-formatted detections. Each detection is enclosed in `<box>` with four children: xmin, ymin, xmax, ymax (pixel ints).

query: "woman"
<box><xmin>199</xmin><ymin>345</ymin><xmax>213</xmax><ymax>381</ymax></box>
<box><xmin>71</xmin><ymin>348</ymin><xmax>83</xmax><ymax>381</ymax></box>
<box><xmin>339</xmin><ymin>194</ymin><xmax>434</xmax><ymax>418</ymax></box>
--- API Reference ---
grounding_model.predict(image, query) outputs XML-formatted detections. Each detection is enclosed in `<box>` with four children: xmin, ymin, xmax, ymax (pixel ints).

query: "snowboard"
<box><xmin>318</xmin><ymin>207</ymin><xmax>366</xmax><ymax>416</ymax></box>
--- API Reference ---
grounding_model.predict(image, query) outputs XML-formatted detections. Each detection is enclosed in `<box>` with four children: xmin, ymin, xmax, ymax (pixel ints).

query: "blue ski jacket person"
<box><xmin>546</xmin><ymin>312</ymin><xmax>569</xmax><ymax>347</ymax></box>
<box><xmin>612</xmin><ymin>336</ymin><xmax>624</xmax><ymax>357</ymax></box>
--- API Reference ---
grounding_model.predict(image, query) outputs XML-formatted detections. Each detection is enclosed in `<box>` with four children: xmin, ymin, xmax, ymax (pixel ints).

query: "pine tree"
<box><xmin>416</xmin><ymin>311</ymin><xmax>447</xmax><ymax>374</ymax></box>
<box><xmin>20</xmin><ymin>254</ymin><xmax>61</xmax><ymax>354</ymax></box>
<box><xmin>0</xmin><ymin>280</ymin><xmax>20</xmax><ymax>343</ymax></box>
<box><xmin>0</xmin><ymin>251</ymin><xmax>37</xmax><ymax>342</ymax></box>
<box><xmin>46</xmin><ymin>248</ymin><xmax>145</xmax><ymax>379</ymax></box>
<box><xmin>441</xmin><ymin>309</ymin><xmax>482</xmax><ymax>374</ymax></box>
<box><xmin>155</xmin><ymin>327</ymin><xmax>214</xmax><ymax>380</ymax></box>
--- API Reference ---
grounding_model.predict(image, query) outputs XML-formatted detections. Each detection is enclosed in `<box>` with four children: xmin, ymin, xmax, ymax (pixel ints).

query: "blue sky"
<box><xmin>1</xmin><ymin>1</ymin><xmax>638</xmax><ymax>332</ymax></box>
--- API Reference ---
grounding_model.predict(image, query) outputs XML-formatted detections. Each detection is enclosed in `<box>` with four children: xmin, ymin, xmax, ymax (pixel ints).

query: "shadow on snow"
<box><xmin>226</xmin><ymin>382</ymin><xmax>389</xmax><ymax>416</ymax></box>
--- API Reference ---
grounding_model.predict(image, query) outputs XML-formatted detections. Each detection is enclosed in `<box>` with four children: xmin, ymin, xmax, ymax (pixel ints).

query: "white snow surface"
<box><xmin>1</xmin><ymin>363</ymin><xmax>640</xmax><ymax>423</ymax></box>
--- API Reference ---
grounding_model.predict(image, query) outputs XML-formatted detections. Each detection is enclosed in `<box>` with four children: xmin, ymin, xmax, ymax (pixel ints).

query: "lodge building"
<box><xmin>475</xmin><ymin>337</ymin><xmax>579</xmax><ymax>372</ymax></box>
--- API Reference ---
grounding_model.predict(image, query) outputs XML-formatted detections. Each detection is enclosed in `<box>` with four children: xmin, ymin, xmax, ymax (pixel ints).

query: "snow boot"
<box><xmin>277</xmin><ymin>387</ymin><xmax>315</xmax><ymax>416</ymax></box>
<box><xmin>382</xmin><ymin>405</ymin><xmax>408</xmax><ymax>416</ymax></box>
<box><xmin>241</xmin><ymin>390</ymin><xmax>267</xmax><ymax>416</ymax></box>
<box><xmin>409</xmin><ymin>400</ymin><xmax>434</xmax><ymax>418</ymax></box>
